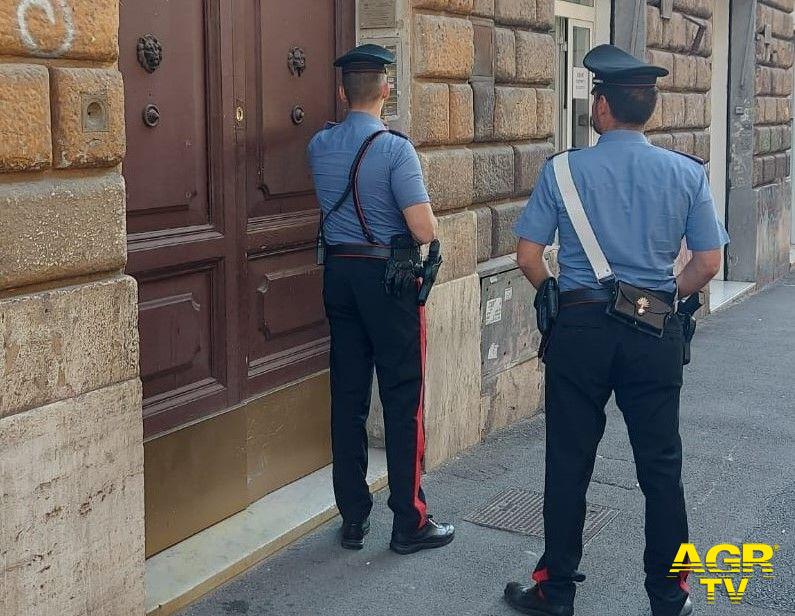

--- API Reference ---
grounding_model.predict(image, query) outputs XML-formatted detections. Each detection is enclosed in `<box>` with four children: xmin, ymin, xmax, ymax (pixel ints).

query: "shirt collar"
<box><xmin>346</xmin><ymin>110</ymin><xmax>386</xmax><ymax>128</ymax></box>
<box><xmin>597</xmin><ymin>129</ymin><xmax>649</xmax><ymax>145</ymax></box>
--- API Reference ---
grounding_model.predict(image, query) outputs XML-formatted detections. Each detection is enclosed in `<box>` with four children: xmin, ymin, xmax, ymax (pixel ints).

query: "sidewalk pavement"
<box><xmin>180</xmin><ymin>274</ymin><xmax>795</xmax><ymax>616</ymax></box>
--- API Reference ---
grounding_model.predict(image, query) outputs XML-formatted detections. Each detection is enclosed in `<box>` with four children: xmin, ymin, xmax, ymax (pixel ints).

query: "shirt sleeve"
<box><xmin>390</xmin><ymin>139</ymin><xmax>431</xmax><ymax>210</ymax></box>
<box><xmin>684</xmin><ymin>169</ymin><xmax>730</xmax><ymax>251</ymax></box>
<box><xmin>513</xmin><ymin>161</ymin><xmax>559</xmax><ymax>246</ymax></box>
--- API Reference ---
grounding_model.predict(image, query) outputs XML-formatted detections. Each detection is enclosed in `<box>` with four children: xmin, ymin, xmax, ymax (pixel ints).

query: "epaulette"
<box><xmin>670</xmin><ymin>149</ymin><xmax>705</xmax><ymax>165</ymax></box>
<box><xmin>323</xmin><ymin>121</ymin><xmax>339</xmax><ymax>130</ymax></box>
<box><xmin>546</xmin><ymin>147</ymin><xmax>580</xmax><ymax>161</ymax></box>
<box><xmin>387</xmin><ymin>128</ymin><xmax>410</xmax><ymax>142</ymax></box>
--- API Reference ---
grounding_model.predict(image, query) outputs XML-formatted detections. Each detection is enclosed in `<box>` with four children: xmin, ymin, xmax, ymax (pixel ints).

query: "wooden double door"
<box><xmin>121</xmin><ymin>1</ymin><xmax>353</xmax><ymax>441</ymax></box>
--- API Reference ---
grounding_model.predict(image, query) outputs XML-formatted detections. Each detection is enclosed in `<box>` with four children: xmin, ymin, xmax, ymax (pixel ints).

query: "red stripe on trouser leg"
<box><xmin>532</xmin><ymin>568</ymin><xmax>550</xmax><ymax>584</ymax></box>
<box><xmin>678</xmin><ymin>571</ymin><xmax>690</xmax><ymax>593</ymax></box>
<box><xmin>413</xmin><ymin>304</ymin><xmax>428</xmax><ymax>529</ymax></box>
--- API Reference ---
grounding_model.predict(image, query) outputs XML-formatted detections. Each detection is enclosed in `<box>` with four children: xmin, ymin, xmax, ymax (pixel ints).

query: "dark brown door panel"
<box><xmin>244</xmin><ymin>246</ymin><xmax>329</xmax><ymax>397</ymax></box>
<box><xmin>121</xmin><ymin>0</ymin><xmax>212</xmax><ymax>234</ymax></box>
<box><xmin>136</xmin><ymin>261</ymin><xmax>229</xmax><ymax>437</ymax></box>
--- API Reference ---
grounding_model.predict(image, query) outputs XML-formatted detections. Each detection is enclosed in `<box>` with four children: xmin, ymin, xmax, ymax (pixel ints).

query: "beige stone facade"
<box><xmin>0</xmin><ymin>0</ymin><xmax>144</xmax><ymax>614</ymax></box>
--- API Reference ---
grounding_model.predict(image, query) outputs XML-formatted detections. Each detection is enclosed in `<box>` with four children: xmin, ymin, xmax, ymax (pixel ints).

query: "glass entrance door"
<box><xmin>556</xmin><ymin>17</ymin><xmax>595</xmax><ymax>150</ymax></box>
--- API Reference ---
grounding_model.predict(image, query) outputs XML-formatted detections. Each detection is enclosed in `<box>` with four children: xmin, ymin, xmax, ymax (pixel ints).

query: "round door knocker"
<box><xmin>291</xmin><ymin>105</ymin><xmax>305</xmax><ymax>125</ymax></box>
<box><xmin>143</xmin><ymin>104</ymin><xmax>160</xmax><ymax>127</ymax></box>
<box><xmin>137</xmin><ymin>34</ymin><xmax>163</xmax><ymax>73</ymax></box>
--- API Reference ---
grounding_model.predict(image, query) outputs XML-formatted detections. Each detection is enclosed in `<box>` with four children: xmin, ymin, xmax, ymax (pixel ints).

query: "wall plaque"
<box><xmin>360</xmin><ymin>0</ymin><xmax>396</xmax><ymax>29</ymax></box>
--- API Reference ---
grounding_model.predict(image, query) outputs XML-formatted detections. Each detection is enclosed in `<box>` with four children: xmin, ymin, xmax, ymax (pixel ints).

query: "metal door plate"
<box><xmin>464</xmin><ymin>488</ymin><xmax>620</xmax><ymax>544</ymax></box>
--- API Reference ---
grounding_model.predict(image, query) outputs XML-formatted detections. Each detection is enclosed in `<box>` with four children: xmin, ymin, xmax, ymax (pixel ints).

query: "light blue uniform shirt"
<box><xmin>514</xmin><ymin>130</ymin><xmax>730</xmax><ymax>293</ymax></box>
<box><xmin>307</xmin><ymin>111</ymin><xmax>430</xmax><ymax>245</ymax></box>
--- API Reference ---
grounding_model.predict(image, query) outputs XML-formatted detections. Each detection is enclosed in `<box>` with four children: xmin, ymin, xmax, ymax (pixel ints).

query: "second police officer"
<box><xmin>504</xmin><ymin>45</ymin><xmax>729</xmax><ymax>616</ymax></box>
<box><xmin>307</xmin><ymin>44</ymin><xmax>454</xmax><ymax>555</ymax></box>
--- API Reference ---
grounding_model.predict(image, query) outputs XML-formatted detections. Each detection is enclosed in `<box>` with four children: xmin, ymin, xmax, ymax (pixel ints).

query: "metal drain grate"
<box><xmin>464</xmin><ymin>488</ymin><xmax>620</xmax><ymax>543</ymax></box>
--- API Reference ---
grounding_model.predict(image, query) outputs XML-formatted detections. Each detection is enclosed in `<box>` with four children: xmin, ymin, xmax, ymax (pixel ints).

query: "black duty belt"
<box><xmin>560</xmin><ymin>288</ymin><xmax>676</xmax><ymax>308</ymax></box>
<box><xmin>326</xmin><ymin>243</ymin><xmax>391</xmax><ymax>259</ymax></box>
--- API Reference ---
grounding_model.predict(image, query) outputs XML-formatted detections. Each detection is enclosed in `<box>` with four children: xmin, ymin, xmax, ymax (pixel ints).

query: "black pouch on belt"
<box><xmin>534</xmin><ymin>277</ymin><xmax>559</xmax><ymax>360</ymax></box>
<box><xmin>606</xmin><ymin>280</ymin><xmax>673</xmax><ymax>338</ymax></box>
<box><xmin>384</xmin><ymin>234</ymin><xmax>421</xmax><ymax>298</ymax></box>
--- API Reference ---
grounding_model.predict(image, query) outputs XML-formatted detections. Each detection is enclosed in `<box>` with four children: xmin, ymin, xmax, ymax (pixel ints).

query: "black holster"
<box><xmin>676</xmin><ymin>294</ymin><xmax>702</xmax><ymax>366</ymax></box>
<box><xmin>416</xmin><ymin>239</ymin><xmax>442</xmax><ymax>306</ymax></box>
<box><xmin>534</xmin><ymin>277</ymin><xmax>559</xmax><ymax>361</ymax></box>
<box><xmin>384</xmin><ymin>235</ymin><xmax>421</xmax><ymax>298</ymax></box>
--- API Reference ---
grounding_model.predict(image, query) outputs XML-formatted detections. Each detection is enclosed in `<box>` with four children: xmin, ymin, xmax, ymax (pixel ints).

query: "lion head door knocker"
<box><xmin>287</xmin><ymin>47</ymin><xmax>306</xmax><ymax>77</ymax></box>
<box><xmin>636</xmin><ymin>297</ymin><xmax>650</xmax><ymax>316</ymax></box>
<box><xmin>137</xmin><ymin>34</ymin><xmax>163</xmax><ymax>73</ymax></box>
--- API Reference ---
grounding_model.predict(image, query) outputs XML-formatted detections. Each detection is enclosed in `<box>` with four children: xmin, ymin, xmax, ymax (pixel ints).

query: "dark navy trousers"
<box><xmin>323</xmin><ymin>255</ymin><xmax>427</xmax><ymax>533</ymax></box>
<box><xmin>535</xmin><ymin>303</ymin><xmax>689</xmax><ymax>616</ymax></box>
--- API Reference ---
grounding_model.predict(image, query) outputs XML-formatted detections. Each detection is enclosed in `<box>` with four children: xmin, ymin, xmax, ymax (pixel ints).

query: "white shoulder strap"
<box><xmin>551</xmin><ymin>152</ymin><xmax>614</xmax><ymax>283</ymax></box>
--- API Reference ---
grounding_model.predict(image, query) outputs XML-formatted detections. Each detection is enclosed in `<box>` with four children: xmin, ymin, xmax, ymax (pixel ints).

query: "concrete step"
<box><xmin>145</xmin><ymin>449</ymin><xmax>388</xmax><ymax>615</ymax></box>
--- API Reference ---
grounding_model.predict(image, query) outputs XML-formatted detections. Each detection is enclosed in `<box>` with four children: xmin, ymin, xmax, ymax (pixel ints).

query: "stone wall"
<box><xmin>0</xmin><ymin>1</ymin><xmax>144</xmax><ymax>614</ymax></box>
<box><xmin>405</xmin><ymin>0</ymin><xmax>554</xmax><ymax>464</ymax></box>
<box><xmin>754</xmin><ymin>0</ymin><xmax>793</xmax><ymax>284</ymax></box>
<box><xmin>645</xmin><ymin>1</ymin><xmax>713</xmax><ymax>161</ymax></box>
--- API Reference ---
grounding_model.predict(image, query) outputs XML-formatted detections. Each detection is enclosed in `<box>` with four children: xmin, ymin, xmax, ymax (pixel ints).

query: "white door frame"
<box><xmin>710</xmin><ymin>0</ymin><xmax>730</xmax><ymax>279</ymax></box>
<box><xmin>555</xmin><ymin>0</ymin><xmax>611</xmax><ymax>150</ymax></box>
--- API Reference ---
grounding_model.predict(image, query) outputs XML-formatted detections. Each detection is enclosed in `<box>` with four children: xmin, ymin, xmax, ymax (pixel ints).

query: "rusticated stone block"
<box><xmin>0</xmin><ymin>173</ymin><xmax>126</xmax><ymax>291</ymax></box>
<box><xmin>515</xmin><ymin>31</ymin><xmax>554</xmax><ymax>84</ymax></box>
<box><xmin>424</xmin><ymin>274</ymin><xmax>482</xmax><ymax>469</ymax></box>
<box><xmin>776</xmin><ymin>96</ymin><xmax>791</xmax><ymax>123</ymax></box>
<box><xmin>673</xmin><ymin>0</ymin><xmax>712</xmax><ymax>18</ymax></box>
<box><xmin>413</xmin><ymin>0</ymin><xmax>474</xmax><ymax>12</ymax></box>
<box><xmin>661</xmin><ymin>92</ymin><xmax>685</xmax><ymax>130</ymax></box>
<box><xmin>684</xmin><ymin>93</ymin><xmax>705</xmax><ymax>129</ymax></box>
<box><xmin>647</xmin><ymin>6</ymin><xmax>662</xmax><ymax>49</ymax></box>
<box><xmin>495</xmin><ymin>0</ymin><xmax>535</xmax><ymax>27</ymax></box>
<box><xmin>774</xmin><ymin>152</ymin><xmax>788</xmax><ymax>179</ymax></box>
<box><xmin>449</xmin><ymin>84</ymin><xmax>474</xmax><ymax>144</ymax></box>
<box><xmin>473</xmin><ymin>145</ymin><xmax>514</xmax><ymax>203</ymax></box>
<box><xmin>695</xmin><ymin>56</ymin><xmax>711</xmax><ymax>92</ymax></box>
<box><xmin>647</xmin><ymin>49</ymin><xmax>674</xmax><ymax>91</ymax></box>
<box><xmin>473</xmin><ymin>0</ymin><xmax>496</xmax><ymax>17</ymax></box>
<box><xmin>50</xmin><ymin>67</ymin><xmax>125</xmax><ymax>169</ymax></box>
<box><xmin>755</xmin><ymin>126</ymin><xmax>771</xmax><ymax>156</ymax></box>
<box><xmin>0</xmin><ymin>0</ymin><xmax>118</xmax><ymax>61</ymax></box>
<box><xmin>0</xmin><ymin>276</ymin><xmax>139</xmax><ymax>418</ymax></box>
<box><xmin>473</xmin><ymin>21</ymin><xmax>495</xmax><ymax>77</ymax></box>
<box><xmin>674</xmin><ymin>53</ymin><xmax>697</xmax><ymax>91</ymax></box>
<box><xmin>490</xmin><ymin>200</ymin><xmax>525</xmax><ymax>257</ymax></box>
<box><xmin>662</xmin><ymin>12</ymin><xmax>688</xmax><ymax>53</ymax></box>
<box><xmin>514</xmin><ymin>141</ymin><xmax>553</xmax><ymax>195</ymax></box>
<box><xmin>494</xmin><ymin>86</ymin><xmax>536</xmax><ymax>140</ymax></box>
<box><xmin>436</xmin><ymin>210</ymin><xmax>477</xmax><ymax>284</ymax></box>
<box><xmin>534</xmin><ymin>0</ymin><xmax>554</xmax><ymax>30</ymax></box>
<box><xmin>770</xmin><ymin>125</ymin><xmax>783</xmax><ymax>154</ymax></box>
<box><xmin>473</xmin><ymin>79</ymin><xmax>496</xmax><ymax>141</ymax></box>
<box><xmin>693</xmin><ymin>131</ymin><xmax>710</xmax><ymax>162</ymax></box>
<box><xmin>646</xmin><ymin>95</ymin><xmax>663</xmax><ymax>132</ymax></box>
<box><xmin>475</xmin><ymin>207</ymin><xmax>493</xmax><ymax>262</ymax></box>
<box><xmin>495</xmin><ymin>27</ymin><xmax>516</xmax><ymax>82</ymax></box>
<box><xmin>756</xmin><ymin>67</ymin><xmax>771</xmax><ymax>96</ymax></box>
<box><xmin>480</xmin><ymin>358</ymin><xmax>543</xmax><ymax>434</ymax></box>
<box><xmin>0</xmin><ymin>64</ymin><xmax>51</xmax><ymax>172</ymax></box>
<box><xmin>672</xmin><ymin>131</ymin><xmax>695</xmax><ymax>155</ymax></box>
<box><xmin>412</xmin><ymin>82</ymin><xmax>449</xmax><ymax>145</ymax></box>
<box><xmin>648</xmin><ymin>132</ymin><xmax>674</xmax><ymax>150</ymax></box>
<box><xmin>752</xmin><ymin>157</ymin><xmax>763</xmax><ymax>186</ymax></box>
<box><xmin>535</xmin><ymin>88</ymin><xmax>554</xmax><ymax>138</ymax></box>
<box><xmin>413</xmin><ymin>14</ymin><xmax>474</xmax><ymax>80</ymax></box>
<box><xmin>417</xmin><ymin>147</ymin><xmax>474</xmax><ymax>211</ymax></box>
<box><xmin>0</xmin><ymin>379</ymin><xmax>144</xmax><ymax>616</ymax></box>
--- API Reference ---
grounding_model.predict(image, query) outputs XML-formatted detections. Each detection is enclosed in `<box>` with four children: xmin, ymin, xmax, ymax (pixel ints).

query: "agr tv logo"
<box><xmin>669</xmin><ymin>543</ymin><xmax>778</xmax><ymax>604</ymax></box>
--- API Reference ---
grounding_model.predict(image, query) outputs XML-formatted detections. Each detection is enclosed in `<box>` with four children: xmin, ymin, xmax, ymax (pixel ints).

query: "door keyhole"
<box><xmin>291</xmin><ymin>105</ymin><xmax>305</xmax><ymax>125</ymax></box>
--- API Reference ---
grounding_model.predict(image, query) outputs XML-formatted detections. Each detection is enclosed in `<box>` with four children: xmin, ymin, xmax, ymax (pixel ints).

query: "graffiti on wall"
<box><xmin>17</xmin><ymin>0</ymin><xmax>74</xmax><ymax>58</ymax></box>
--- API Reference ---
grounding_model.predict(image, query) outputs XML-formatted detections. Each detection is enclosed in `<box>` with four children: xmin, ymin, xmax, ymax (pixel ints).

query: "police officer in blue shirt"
<box><xmin>504</xmin><ymin>45</ymin><xmax>729</xmax><ymax>616</ymax></box>
<box><xmin>308</xmin><ymin>44</ymin><xmax>454</xmax><ymax>555</ymax></box>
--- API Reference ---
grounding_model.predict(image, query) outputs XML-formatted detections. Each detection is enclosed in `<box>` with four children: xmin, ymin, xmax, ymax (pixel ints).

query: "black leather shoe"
<box><xmin>503</xmin><ymin>582</ymin><xmax>574</xmax><ymax>616</ymax></box>
<box><xmin>389</xmin><ymin>516</ymin><xmax>455</xmax><ymax>554</ymax></box>
<box><xmin>341</xmin><ymin>518</ymin><xmax>370</xmax><ymax>550</ymax></box>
